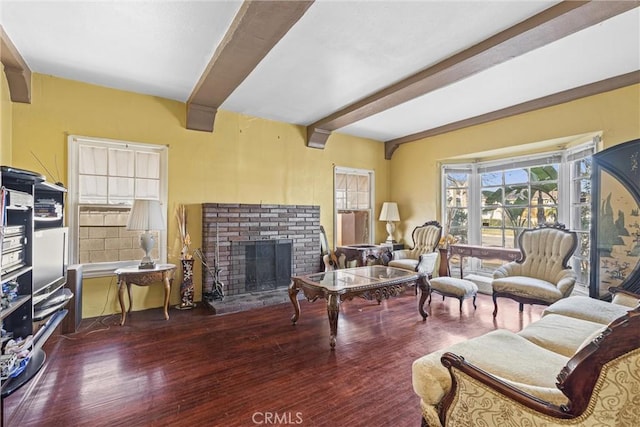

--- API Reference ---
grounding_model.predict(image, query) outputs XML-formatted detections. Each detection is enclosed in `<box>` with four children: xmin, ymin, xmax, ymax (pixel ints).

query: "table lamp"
<box><xmin>379</xmin><ymin>202</ymin><xmax>400</xmax><ymax>243</ymax></box>
<box><xmin>127</xmin><ymin>199</ymin><xmax>165</xmax><ymax>269</ymax></box>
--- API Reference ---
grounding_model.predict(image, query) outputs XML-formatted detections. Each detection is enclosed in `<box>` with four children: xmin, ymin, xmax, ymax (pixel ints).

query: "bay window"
<box><xmin>442</xmin><ymin>139</ymin><xmax>597</xmax><ymax>289</ymax></box>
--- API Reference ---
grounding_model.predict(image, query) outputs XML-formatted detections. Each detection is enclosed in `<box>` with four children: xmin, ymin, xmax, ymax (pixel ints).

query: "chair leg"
<box><xmin>519</xmin><ymin>303</ymin><xmax>524</xmax><ymax>312</ymax></box>
<box><xmin>472</xmin><ymin>295</ymin><xmax>477</xmax><ymax>310</ymax></box>
<box><xmin>492</xmin><ymin>293</ymin><xmax>498</xmax><ymax>317</ymax></box>
<box><xmin>458</xmin><ymin>297</ymin><xmax>463</xmax><ymax>312</ymax></box>
<box><xmin>428</xmin><ymin>289</ymin><xmax>432</xmax><ymax>305</ymax></box>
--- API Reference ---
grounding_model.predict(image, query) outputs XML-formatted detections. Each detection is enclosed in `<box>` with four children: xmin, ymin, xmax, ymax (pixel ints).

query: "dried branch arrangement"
<box><xmin>175</xmin><ymin>204</ymin><xmax>192</xmax><ymax>260</ymax></box>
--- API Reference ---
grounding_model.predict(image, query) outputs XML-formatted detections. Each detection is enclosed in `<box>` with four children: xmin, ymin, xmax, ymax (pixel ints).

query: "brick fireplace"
<box><xmin>201</xmin><ymin>203</ymin><xmax>320</xmax><ymax>298</ymax></box>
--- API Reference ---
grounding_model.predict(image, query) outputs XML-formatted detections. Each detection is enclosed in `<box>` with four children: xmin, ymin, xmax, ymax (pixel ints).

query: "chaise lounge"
<box><xmin>412</xmin><ymin>287</ymin><xmax>640</xmax><ymax>426</ymax></box>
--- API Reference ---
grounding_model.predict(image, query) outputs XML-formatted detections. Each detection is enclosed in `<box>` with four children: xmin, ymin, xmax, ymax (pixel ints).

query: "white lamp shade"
<box><xmin>379</xmin><ymin>202</ymin><xmax>400</xmax><ymax>222</ymax></box>
<box><xmin>127</xmin><ymin>199</ymin><xmax>166</xmax><ymax>231</ymax></box>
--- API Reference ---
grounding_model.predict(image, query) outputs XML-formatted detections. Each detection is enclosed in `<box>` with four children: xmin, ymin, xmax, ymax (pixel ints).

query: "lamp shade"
<box><xmin>379</xmin><ymin>202</ymin><xmax>400</xmax><ymax>222</ymax></box>
<box><xmin>126</xmin><ymin>199</ymin><xmax>165</xmax><ymax>231</ymax></box>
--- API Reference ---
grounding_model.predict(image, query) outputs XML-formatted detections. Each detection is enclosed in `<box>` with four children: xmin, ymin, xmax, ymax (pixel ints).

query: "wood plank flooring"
<box><xmin>2</xmin><ymin>292</ymin><xmax>543</xmax><ymax>427</ymax></box>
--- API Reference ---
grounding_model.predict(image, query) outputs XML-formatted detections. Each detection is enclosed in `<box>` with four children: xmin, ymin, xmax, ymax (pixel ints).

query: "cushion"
<box><xmin>492</xmin><ymin>276</ymin><xmax>562</xmax><ymax>303</ymax></box>
<box><xmin>517</xmin><ymin>314</ymin><xmax>605</xmax><ymax>357</ymax></box>
<box><xmin>388</xmin><ymin>259</ymin><xmax>417</xmax><ymax>271</ymax></box>
<box><xmin>430</xmin><ymin>277</ymin><xmax>477</xmax><ymax>298</ymax></box>
<box><xmin>412</xmin><ymin>330</ymin><xmax>569</xmax><ymax>405</ymax></box>
<box><xmin>542</xmin><ymin>296</ymin><xmax>631</xmax><ymax>324</ymax></box>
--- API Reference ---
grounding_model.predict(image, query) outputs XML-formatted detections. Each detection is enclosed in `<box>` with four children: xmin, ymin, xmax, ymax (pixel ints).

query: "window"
<box><xmin>68</xmin><ymin>135</ymin><xmax>168</xmax><ymax>277</ymax></box>
<box><xmin>567</xmin><ymin>145</ymin><xmax>595</xmax><ymax>286</ymax></box>
<box><xmin>479</xmin><ymin>159</ymin><xmax>560</xmax><ymax>248</ymax></box>
<box><xmin>442</xmin><ymin>138</ymin><xmax>596</xmax><ymax>287</ymax></box>
<box><xmin>334</xmin><ymin>167</ymin><xmax>374</xmax><ymax>246</ymax></box>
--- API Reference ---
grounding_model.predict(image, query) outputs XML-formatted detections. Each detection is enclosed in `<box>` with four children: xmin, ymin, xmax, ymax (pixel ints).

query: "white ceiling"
<box><xmin>1</xmin><ymin>1</ymin><xmax>639</xmax><ymax>144</ymax></box>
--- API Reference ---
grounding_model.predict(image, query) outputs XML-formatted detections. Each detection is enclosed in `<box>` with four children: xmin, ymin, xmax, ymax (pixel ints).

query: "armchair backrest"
<box><xmin>516</xmin><ymin>224</ymin><xmax>577</xmax><ymax>282</ymax></box>
<box><xmin>407</xmin><ymin>221</ymin><xmax>442</xmax><ymax>259</ymax></box>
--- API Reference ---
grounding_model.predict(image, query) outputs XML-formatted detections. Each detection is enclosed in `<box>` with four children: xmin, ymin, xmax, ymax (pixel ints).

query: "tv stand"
<box><xmin>1</xmin><ymin>167</ymin><xmax>71</xmax><ymax>425</ymax></box>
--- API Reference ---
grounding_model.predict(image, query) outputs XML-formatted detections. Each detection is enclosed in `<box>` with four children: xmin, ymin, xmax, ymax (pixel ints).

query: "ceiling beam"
<box><xmin>384</xmin><ymin>71</ymin><xmax>640</xmax><ymax>159</ymax></box>
<box><xmin>186</xmin><ymin>0</ymin><xmax>314</xmax><ymax>132</ymax></box>
<box><xmin>307</xmin><ymin>0</ymin><xmax>639</xmax><ymax>149</ymax></box>
<box><xmin>0</xmin><ymin>25</ymin><xmax>31</xmax><ymax>103</ymax></box>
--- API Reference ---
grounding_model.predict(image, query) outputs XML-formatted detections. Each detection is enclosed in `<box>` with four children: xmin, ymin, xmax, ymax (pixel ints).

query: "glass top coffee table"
<box><xmin>289</xmin><ymin>265</ymin><xmax>429</xmax><ymax>349</ymax></box>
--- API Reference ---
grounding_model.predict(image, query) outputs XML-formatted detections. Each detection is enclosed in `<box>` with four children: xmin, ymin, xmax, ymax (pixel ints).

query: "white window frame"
<box><xmin>333</xmin><ymin>166</ymin><xmax>375</xmax><ymax>247</ymax></box>
<box><xmin>67</xmin><ymin>135</ymin><xmax>169</xmax><ymax>278</ymax></box>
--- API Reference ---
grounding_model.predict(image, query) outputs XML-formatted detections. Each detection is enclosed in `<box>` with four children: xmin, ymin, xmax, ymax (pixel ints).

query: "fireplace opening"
<box><xmin>233</xmin><ymin>239</ymin><xmax>292</xmax><ymax>293</ymax></box>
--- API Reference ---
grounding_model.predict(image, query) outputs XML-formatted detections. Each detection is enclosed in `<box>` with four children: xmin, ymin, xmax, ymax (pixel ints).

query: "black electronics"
<box><xmin>0</xmin><ymin>165</ymin><xmax>45</xmax><ymax>183</ymax></box>
<box><xmin>32</xmin><ymin>227</ymin><xmax>69</xmax><ymax>301</ymax></box>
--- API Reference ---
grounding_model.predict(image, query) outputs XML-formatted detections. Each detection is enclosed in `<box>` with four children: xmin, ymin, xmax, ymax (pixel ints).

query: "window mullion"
<box><xmin>469</xmin><ymin>164</ymin><xmax>482</xmax><ymax>246</ymax></box>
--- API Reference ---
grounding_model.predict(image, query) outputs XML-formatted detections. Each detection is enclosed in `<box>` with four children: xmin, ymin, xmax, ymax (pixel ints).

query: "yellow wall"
<box><xmin>0</xmin><ymin>71</ymin><xmax>11</xmax><ymax>163</ymax></box>
<box><xmin>7</xmin><ymin>73</ymin><xmax>640</xmax><ymax>318</ymax></box>
<box><xmin>9</xmin><ymin>74</ymin><xmax>391</xmax><ymax>317</ymax></box>
<box><xmin>389</xmin><ymin>84</ymin><xmax>640</xmax><ymax>243</ymax></box>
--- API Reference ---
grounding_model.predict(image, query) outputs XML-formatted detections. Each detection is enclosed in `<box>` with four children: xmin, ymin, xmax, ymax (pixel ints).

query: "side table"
<box><xmin>336</xmin><ymin>244</ymin><xmax>392</xmax><ymax>267</ymax></box>
<box><xmin>115</xmin><ymin>263</ymin><xmax>177</xmax><ymax>325</ymax></box>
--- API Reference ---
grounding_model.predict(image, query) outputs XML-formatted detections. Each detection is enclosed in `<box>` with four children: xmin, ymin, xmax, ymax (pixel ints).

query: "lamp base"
<box><xmin>385</xmin><ymin>238</ymin><xmax>397</xmax><ymax>244</ymax></box>
<box><xmin>138</xmin><ymin>261</ymin><xmax>156</xmax><ymax>269</ymax></box>
<box><xmin>138</xmin><ymin>256</ymin><xmax>156</xmax><ymax>269</ymax></box>
<box><xmin>138</xmin><ymin>233</ymin><xmax>156</xmax><ymax>269</ymax></box>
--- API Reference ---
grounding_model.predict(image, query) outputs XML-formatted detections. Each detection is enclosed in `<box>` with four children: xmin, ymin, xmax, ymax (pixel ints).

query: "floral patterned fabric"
<box><xmin>441</xmin><ymin>348</ymin><xmax>640</xmax><ymax>426</ymax></box>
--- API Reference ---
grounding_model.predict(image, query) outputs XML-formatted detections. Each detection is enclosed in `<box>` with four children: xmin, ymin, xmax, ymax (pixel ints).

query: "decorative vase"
<box><xmin>177</xmin><ymin>259</ymin><xmax>196</xmax><ymax>310</ymax></box>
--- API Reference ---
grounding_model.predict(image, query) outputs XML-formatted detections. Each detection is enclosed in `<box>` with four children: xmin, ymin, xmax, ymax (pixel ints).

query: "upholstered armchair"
<box><xmin>437</xmin><ymin>306</ymin><xmax>640</xmax><ymax>427</ymax></box>
<box><xmin>388</xmin><ymin>221</ymin><xmax>442</xmax><ymax>277</ymax></box>
<box><xmin>492</xmin><ymin>223</ymin><xmax>578</xmax><ymax>317</ymax></box>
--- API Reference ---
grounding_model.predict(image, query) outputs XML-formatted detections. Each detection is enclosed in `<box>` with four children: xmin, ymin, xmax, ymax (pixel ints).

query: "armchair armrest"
<box><xmin>493</xmin><ymin>261</ymin><xmax>522</xmax><ymax>279</ymax></box>
<box><xmin>555</xmin><ymin>269</ymin><xmax>577</xmax><ymax>297</ymax></box>
<box><xmin>610</xmin><ymin>286</ymin><xmax>640</xmax><ymax>307</ymax></box>
<box><xmin>439</xmin><ymin>353</ymin><xmax>572</xmax><ymax>422</ymax></box>
<box><xmin>391</xmin><ymin>249</ymin><xmax>412</xmax><ymax>260</ymax></box>
<box><xmin>417</xmin><ymin>252</ymin><xmax>438</xmax><ymax>276</ymax></box>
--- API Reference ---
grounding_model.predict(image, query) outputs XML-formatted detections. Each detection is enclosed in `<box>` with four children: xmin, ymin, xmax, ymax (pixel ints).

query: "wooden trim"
<box><xmin>384</xmin><ymin>71</ymin><xmax>640</xmax><ymax>159</ymax></box>
<box><xmin>307</xmin><ymin>126</ymin><xmax>331</xmax><ymax>149</ymax></box>
<box><xmin>186</xmin><ymin>103</ymin><xmax>217</xmax><ymax>132</ymax></box>
<box><xmin>439</xmin><ymin>352</ymin><xmax>573</xmax><ymax>421</ymax></box>
<box><xmin>0</xmin><ymin>25</ymin><xmax>31</xmax><ymax>103</ymax></box>
<box><xmin>307</xmin><ymin>0</ymin><xmax>638</xmax><ymax>151</ymax></box>
<box><xmin>186</xmin><ymin>0</ymin><xmax>314</xmax><ymax>132</ymax></box>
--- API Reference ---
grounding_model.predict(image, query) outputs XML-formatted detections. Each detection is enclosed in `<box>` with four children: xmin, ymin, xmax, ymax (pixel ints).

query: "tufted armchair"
<box><xmin>388</xmin><ymin>221</ymin><xmax>442</xmax><ymax>277</ymax></box>
<box><xmin>492</xmin><ymin>223</ymin><xmax>578</xmax><ymax>317</ymax></box>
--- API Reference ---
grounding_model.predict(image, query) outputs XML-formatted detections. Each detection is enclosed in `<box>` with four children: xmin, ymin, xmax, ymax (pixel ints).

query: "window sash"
<box><xmin>334</xmin><ymin>167</ymin><xmax>374</xmax><ymax>246</ymax></box>
<box><xmin>68</xmin><ymin>135</ymin><xmax>168</xmax><ymax>278</ymax></box>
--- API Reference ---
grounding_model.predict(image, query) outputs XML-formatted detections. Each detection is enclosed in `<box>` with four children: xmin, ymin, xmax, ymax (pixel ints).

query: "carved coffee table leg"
<box><xmin>289</xmin><ymin>281</ymin><xmax>300</xmax><ymax>324</ymax></box>
<box><xmin>327</xmin><ymin>293</ymin><xmax>340</xmax><ymax>349</ymax></box>
<box><xmin>417</xmin><ymin>277</ymin><xmax>430</xmax><ymax>320</ymax></box>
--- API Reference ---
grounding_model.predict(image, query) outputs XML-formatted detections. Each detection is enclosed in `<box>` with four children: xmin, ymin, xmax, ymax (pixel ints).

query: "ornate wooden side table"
<box><xmin>335</xmin><ymin>244</ymin><xmax>392</xmax><ymax>267</ymax></box>
<box><xmin>115</xmin><ymin>263</ymin><xmax>177</xmax><ymax>325</ymax></box>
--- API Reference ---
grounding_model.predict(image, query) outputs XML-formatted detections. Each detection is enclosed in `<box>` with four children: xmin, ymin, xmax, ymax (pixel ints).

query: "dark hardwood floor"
<box><xmin>3</xmin><ymin>291</ymin><xmax>543</xmax><ymax>427</ymax></box>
